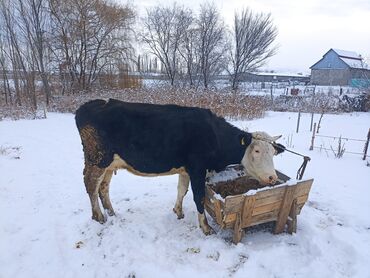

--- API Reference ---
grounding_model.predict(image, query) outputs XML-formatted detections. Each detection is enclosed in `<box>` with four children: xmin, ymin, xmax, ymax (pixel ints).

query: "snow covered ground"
<box><xmin>1</xmin><ymin>111</ymin><xmax>370</xmax><ymax>278</ymax></box>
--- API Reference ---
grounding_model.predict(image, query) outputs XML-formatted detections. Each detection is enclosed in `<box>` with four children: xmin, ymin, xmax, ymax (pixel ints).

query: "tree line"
<box><xmin>0</xmin><ymin>0</ymin><xmax>277</xmax><ymax>108</ymax></box>
<box><xmin>140</xmin><ymin>3</ymin><xmax>277</xmax><ymax>90</ymax></box>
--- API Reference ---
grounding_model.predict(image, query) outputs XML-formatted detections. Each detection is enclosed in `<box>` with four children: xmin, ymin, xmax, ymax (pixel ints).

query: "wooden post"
<box><xmin>287</xmin><ymin>199</ymin><xmax>298</xmax><ymax>234</ymax></box>
<box><xmin>363</xmin><ymin>128</ymin><xmax>370</xmax><ymax>160</ymax></box>
<box><xmin>309</xmin><ymin>123</ymin><xmax>316</xmax><ymax>151</ymax></box>
<box><xmin>213</xmin><ymin>199</ymin><xmax>223</xmax><ymax>226</ymax></box>
<box><xmin>233</xmin><ymin>213</ymin><xmax>244</xmax><ymax>244</ymax></box>
<box><xmin>274</xmin><ymin>186</ymin><xmax>296</xmax><ymax>234</ymax></box>
<box><xmin>241</xmin><ymin>196</ymin><xmax>256</xmax><ymax>227</ymax></box>
<box><xmin>296</xmin><ymin>111</ymin><xmax>301</xmax><ymax>133</ymax></box>
<box><xmin>317</xmin><ymin>113</ymin><xmax>324</xmax><ymax>134</ymax></box>
<box><xmin>310</xmin><ymin>113</ymin><xmax>314</xmax><ymax>132</ymax></box>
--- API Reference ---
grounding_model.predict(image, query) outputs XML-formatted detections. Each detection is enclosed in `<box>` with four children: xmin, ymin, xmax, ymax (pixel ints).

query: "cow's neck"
<box><xmin>213</xmin><ymin>123</ymin><xmax>247</xmax><ymax>172</ymax></box>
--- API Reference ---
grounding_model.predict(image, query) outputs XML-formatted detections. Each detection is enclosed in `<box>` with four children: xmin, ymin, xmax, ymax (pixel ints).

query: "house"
<box><xmin>310</xmin><ymin>49</ymin><xmax>370</xmax><ymax>87</ymax></box>
<box><xmin>244</xmin><ymin>72</ymin><xmax>310</xmax><ymax>84</ymax></box>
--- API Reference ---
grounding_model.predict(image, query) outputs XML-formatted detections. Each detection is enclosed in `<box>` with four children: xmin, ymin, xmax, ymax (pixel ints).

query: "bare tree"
<box><xmin>178</xmin><ymin>24</ymin><xmax>200</xmax><ymax>86</ymax></box>
<box><xmin>229</xmin><ymin>8</ymin><xmax>277</xmax><ymax>90</ymax></box>
<box><xmin>49</xmin><ymin>0</ymin><xmax>135</xmax><ymax>91</ymax></box>
<box><xmin>141</xmin><ymin>4</ymin><xmax>191</xmax><ymax>85</ymax></box>
<box><xmin>17</xmin><ymin>0</ymin><xmax>52</xmax><ymax>105</ymax></box>
<box><xmin>1</xmin><ymin>0</ymin><xmax>36</xmax><ymax>107</ymax></box>
<box><xmin>0</xmin><ymin>32</ymin><xmax>12</xmax><ymax>105</ymax></box>
<box><xmin>196</xmin><ymin>3</ymin><xmax>227</xmax><ymax>88</ymax></box>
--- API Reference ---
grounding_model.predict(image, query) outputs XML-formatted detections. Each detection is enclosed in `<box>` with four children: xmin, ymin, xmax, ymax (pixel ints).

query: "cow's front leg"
<box><xmin>173</xmin><ymin>173</ymin><xmax>190</xmax><ymax>219</ymax></box>
<box><xmin>84</xmin><ymin>164</ymin><xmax>106</xmax><ymax>223</ymax></box>
<box><xmin>189</xmin><ymin>169</ymin><xmax>213</xmax><ymax>235</ymax></box>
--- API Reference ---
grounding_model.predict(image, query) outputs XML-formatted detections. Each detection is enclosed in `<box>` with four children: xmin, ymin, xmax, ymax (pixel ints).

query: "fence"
<box><xmin>309</xmin><ymin>126</ymin><xmax>370</xmax><ymax>160</ymax></box>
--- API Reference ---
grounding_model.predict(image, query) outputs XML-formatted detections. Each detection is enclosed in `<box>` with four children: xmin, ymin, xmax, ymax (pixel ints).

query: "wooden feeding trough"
<box><xmin>205</xmin><ymin>165</ymin><xmax>313</xmax><ymax>244</ymax></box>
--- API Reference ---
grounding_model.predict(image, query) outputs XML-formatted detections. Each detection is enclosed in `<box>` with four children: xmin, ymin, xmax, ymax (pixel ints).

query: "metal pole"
<box><xmin>363</xmin><ymin>128</ymin><xmax>370</xmax><ymax>160</ymax></box>
<box><xmin>296</xmin><ymin>111</ymin><xmax>301</xmax><ymax>133</ymax></box>
<box><xmin>310</xmin><ymin>113</ymin><xmax>314</xmax><ymax>132</ymax></box>
<box><xmin>309</xmin><ymin>123</ymin><xmax>316</xmax><ymax>151</ymax></box>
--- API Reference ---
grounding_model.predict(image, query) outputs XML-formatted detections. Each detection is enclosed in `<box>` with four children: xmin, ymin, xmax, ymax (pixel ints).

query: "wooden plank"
<box><xmin>224</xmin><ymin>209</ymin><xmax>280</xmax><ymax>229</ymax></box>
<box><xmin>253</xmin><ymin>180</ymin><xmax>312</xmax><ymax>208</ymax></box>
<box><xmin>293</xmin><ymin>179</ymin><xmax>313</xmax><ymax>198</ymax></box>
<box><xmin>253</xmin><ymin>186</ymin><xmax>287</xmax><ymax>199</ymax></box>
<box><xmin>233</xmin><ymin>213</ymin><xmax>244</xmax><ymax>244</ymax></box>
<box><xmin>241</xmin><ymin>196</ymin><xmax>256</xmax><ymax>227</ymax></box>
<box><xmin>252</xmin><ymin>201</ymin><xmax>282</xmax><ymax>216</ymax></box>
<box><xmin>296</xmin><ymin>194</ymin><xmax>309</xmax><ymax>205</ymax></box>
<box><xmin>274</xmin><ymin>186</ymin><xmax>296</xmax><ymax>234</ymax></box>
<box><xmin>287</xmin><ymin>199</ymin><xmax>298</xmax><ymax>234</ymax></box>
<box><xmin>213</xmin><ymin>199</ymin><xmax>223</xmax><ymax>226</ymax></box>
<box><xmin>224</xmin><ymin>186</ymin><xmax>287</xmax><ymax>214</ymax></box>
<box><xmin>250</xmin><ymin>210</ymin><xmax>279</xmax><ymax>226</ymax></box>
<box><xmin>224</xmin><ymin>213</ymin><xmax>237</xmax><ymax>228</ymax></box>
<box><xmin>224</xmin><ymin>194</ymin><xmax>245</xmax><ymax>214</ymax></box>
<box><xmin>204</xmin><ymin>199</ymin><xmax>216</xmax><ymax>219</ymax></box>
<box><xmin>254</xmin><ymin>191</ymin><xmax>285</xmax><ymax>207</ymax></box>
<box><xmin>218</xmin><ymin>179</ymin><xmax>313</xmax><ymax>215</ymax></box>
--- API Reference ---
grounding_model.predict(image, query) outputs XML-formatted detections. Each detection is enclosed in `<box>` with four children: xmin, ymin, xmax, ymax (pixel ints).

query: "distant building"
<box><xmin>310</xmin><ymin>48</ymin><xmax>370</xmax><ymax>87</ymax></box>
<box><xmin>239</xmin><ymin>72</ymin><xmax>310</xmax><ymax>84</ymax></box>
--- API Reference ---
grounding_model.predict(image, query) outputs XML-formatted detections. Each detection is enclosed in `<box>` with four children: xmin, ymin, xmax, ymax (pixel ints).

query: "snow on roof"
<box><xmin>340</xmin><ymin>57</ymin><xmax>366</xmax><ymax>69</ymax></box>
<box><xmin>332</xmin><ymin>49</ymin><xmax>368</xmax><ymax>69</ymax></box>
<box><xmin>332</xmin><ymin>49</ymin><xmax>361</xmax><ymax>59</ymax></box>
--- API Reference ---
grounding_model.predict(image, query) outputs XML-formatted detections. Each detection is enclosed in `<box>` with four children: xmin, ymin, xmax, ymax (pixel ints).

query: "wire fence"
<box><xmin>310</xmin><ymin>126</ymin><xmax>370</xmax><ymax>160</ymax></box>
<box><xmin>315</xmin><ymin>134</ymin><xmax>367</xmax><ymax>142</ymax></box>
<box><xmin>313</xmin><ymin>146</ymin><xmax>370</xmax><ymax>158</ymax></box>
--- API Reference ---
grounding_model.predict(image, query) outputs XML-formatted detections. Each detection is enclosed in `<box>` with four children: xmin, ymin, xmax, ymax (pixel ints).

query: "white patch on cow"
<box><xmin>107</xmin><ymin>154</ymin><xmax>187</xmax><ymax>177</ymax></box>
<box><xmin>173</xmin><ymin>173</ymin><xmax>190</xmax><ymax>219</ymax></box>
<box><xmin>241</xmin><ymin>131</ymin><xmax>279</xmax><ymax>185</ymax></box>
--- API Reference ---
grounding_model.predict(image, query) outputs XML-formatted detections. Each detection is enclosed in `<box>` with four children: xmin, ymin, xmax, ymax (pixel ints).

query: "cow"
<box><xmin>75</xmin><ymin>99</ymin><xmax>285</xmax><ymax>235</ymax></box>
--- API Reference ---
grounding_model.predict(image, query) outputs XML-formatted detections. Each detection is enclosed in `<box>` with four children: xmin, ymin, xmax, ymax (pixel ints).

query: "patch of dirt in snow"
<box><xmin>0</xmin><ymin>145</ymin><xmax>21</xmax><ymax>159</ymax></box>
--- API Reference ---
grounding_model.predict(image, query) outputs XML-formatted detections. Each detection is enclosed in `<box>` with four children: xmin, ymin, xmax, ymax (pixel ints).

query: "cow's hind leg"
<box><xmin>84</xmin><ymin>164</ymin><xmax>106</xmax><ymax>223</ymax></box>
<box><xmin>99</xmin><ymin>169</ymin><xmax>115</xmax><ymax>216</ymax></box>
<box><xmin>173</xmin><ymin>173</ymin><xmax>190</xmax><ymax>219</ymax></box>
<box><xmin>188</xmin><ymin>169</ymin><xmax>212</xmax><ymax>235</ymax></box>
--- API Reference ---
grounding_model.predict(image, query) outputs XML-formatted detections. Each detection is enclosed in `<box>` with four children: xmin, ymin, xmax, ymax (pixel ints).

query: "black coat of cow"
<box><xmin>75</xmin><ymin>99</ymin><xmax>253</xmax><ymax>230</ymax></box>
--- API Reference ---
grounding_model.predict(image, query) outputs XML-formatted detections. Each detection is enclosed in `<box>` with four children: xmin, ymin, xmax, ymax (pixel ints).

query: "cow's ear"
<box><xmin>274</xmin><ymin>143</ymin><xmax>286</xmax><ymax>155</ymax></box>
<box><xmin>239</xmin><ymin>133</ymin><xmax>252</xmax><ymax>147</ymax></box>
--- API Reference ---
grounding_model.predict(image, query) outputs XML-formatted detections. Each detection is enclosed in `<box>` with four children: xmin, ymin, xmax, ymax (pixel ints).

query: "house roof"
<box><xmin>310</xmin><ymin>48</ymin><xmax>368</xmax><ymax>70</ymax></box>
<box><xmin>332</xmin><ymin>49</ymin><xmax>365</xmax><ymax>69</ymax></box>
<box><xmin>332</xmin><ymin>49</ymin><xmax>361</xmax><ymax>60</ymax></box>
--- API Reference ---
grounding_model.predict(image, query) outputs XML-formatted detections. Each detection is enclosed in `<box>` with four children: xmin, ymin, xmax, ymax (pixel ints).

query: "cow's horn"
<box><xmin>270</xmin><ymin>135</ymin><xmax>282</xmax><ymax>141</ymax></box>
<box><xmin>252</xmin><ymin>132</ymin><xmax>282</xmax><ymax>141</ymax></box>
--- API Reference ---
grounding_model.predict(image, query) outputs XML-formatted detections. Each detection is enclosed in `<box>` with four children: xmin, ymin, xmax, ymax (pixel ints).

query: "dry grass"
<box><xmin>50</xmin><ymin>87</ymin><xmax>268</xmax><ymax>120</ymax></box>
<box><xmin>0</xmin><ymin>87</ymin><xmax>268</xmax><ymax>120</ymax></box>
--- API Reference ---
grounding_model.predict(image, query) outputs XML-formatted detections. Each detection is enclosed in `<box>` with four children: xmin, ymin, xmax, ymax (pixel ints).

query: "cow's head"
<box><xmin>239</xmin><ymin>131</ymin><xmax>285</xmax><ymax>185</ymax></box>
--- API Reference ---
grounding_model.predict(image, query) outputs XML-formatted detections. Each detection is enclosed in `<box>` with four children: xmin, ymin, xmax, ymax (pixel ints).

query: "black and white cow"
<box><xmin>75</xmin><ymin>99</ymin><xmax>285</xmax><ymax>234</ymax></box>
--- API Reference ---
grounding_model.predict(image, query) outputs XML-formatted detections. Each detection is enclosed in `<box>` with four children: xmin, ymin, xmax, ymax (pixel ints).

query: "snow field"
<box><xmin>0</xmin><ymin>111</ymin><xmax>369</xmax><ymax>278</ymax></box>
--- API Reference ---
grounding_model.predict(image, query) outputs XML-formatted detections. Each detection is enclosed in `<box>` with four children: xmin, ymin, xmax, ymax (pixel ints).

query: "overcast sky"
<box><xmin>132</xmin><ymin>0</ymin><xmax>370</xmax><ymax>73</ymax></box>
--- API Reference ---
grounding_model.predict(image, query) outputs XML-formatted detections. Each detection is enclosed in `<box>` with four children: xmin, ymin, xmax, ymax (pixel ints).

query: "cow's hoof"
<box><xmin>173</xmin><ymin>207</ymin><xmax>184</xmax><ymax>219</ymax></box>
<box><xmin>201</xmin><ymin>225</ymin><xmax>214</xmax><ymax>236</ymax></box>
<box><xmin>92</xmin><ymin>213</ymin><xmax>106</xmax><ymax>224</ymax></box>
<box><xmin>106</xmin><ymin>209</ymin><xmax>115</xmax><ymax>217</ymax></box>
